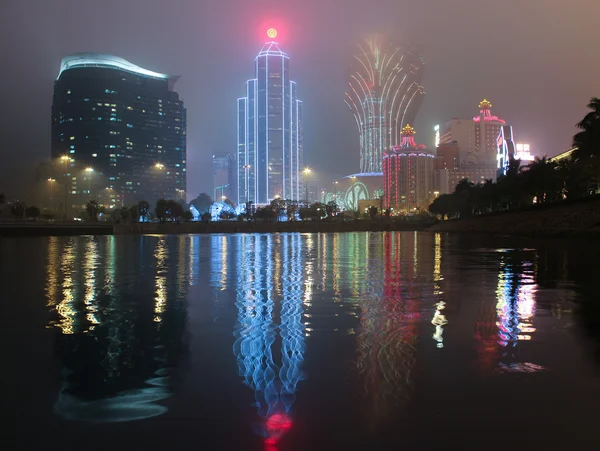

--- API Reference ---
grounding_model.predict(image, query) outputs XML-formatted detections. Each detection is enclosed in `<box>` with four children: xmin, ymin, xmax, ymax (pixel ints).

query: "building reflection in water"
<box><xmin>476</xmin><ymin>249</ymin><xmax>542</xmax><ymax>374</ymax></box>
<box><xmin>46</xmin><ymin>235</ymin><xmax>188</xmax><ymax>422</ymax></box>
<box><xmin>431</xmin><ymin>233</ymin><xmax>447</xmax><ymax>348</ymax></box>
<box><xmin>356</xmin><ymin>232</ymin><xmax>421</xmax><ymax>427</ymax></box>
<box><xmin>233</xmin><ymin>234</ymin><xmax>305</xmax><ymax>449</ymax></box>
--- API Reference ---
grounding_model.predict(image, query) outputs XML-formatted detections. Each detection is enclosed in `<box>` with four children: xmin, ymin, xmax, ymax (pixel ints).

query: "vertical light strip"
<box><xmin>289</xmin><ymin>81</ymin><xmax>298</xmax><ymax>200</ymax></box>
<box><xmin>296</xmin><ymin>100</ymin><xmax>300</xmax><ymax>201</ymax></box>
<box><xmin>265</xmin><ymin>53</ymin><xmax>269</xmax><ymax>202</ymax></box>
<box><xmin>282</xmin><ymin>55</ymin><xmax>286</xmax><ymax>199</ymax></box>
<box><xmin>244</xmin><ymin>97</ymin><xmax>248</xmax><ymax>204</ymax></box>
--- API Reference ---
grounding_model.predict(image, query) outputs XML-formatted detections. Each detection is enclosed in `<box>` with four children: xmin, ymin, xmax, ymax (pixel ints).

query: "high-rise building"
<box><xmin>212</xmin><ymin>153</ymin><xmax>236</xmax><ymax>201</ymax></box>
<box><xmin>237</xmin><ymin>29</ymin><xmax>303</xmax><ymax>205</ymax></box>
<box><xmin>51</xmin><ymin>53</ymin><xmax>186</xmax><ymax>212</ymax></box>
<box><xmin>438</xmin><ymin>99</ymin><xmax>513</xmax><ymax>184</ymax></box>
<box><xmin>439</xmin><ymin>99</ymin><xmax>506</xmax><ymax>168</ymax></box>
<box><xmin>383</xmin><ymin>125</ymin><xmax>434</xmax><ymax>213</ymax></box>
<box><xmin>346</xmin><ymin>35</ymin><xmax>425</xmax><ymax>173</ymax></box>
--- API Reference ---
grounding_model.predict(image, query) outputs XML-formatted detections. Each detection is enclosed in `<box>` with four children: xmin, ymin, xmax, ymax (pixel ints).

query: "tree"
<box><xmin>573</xmin><ymin>97</ymin><xmax>600</xmax><ymax>193</ymax></box>
<box><xmin>201</xmin><ymin>212</ymin><xmax>211</xmax><ymax>223</ymax></box>
<box><xmin>182</xmin><ymin>210</ymin><xmax>194</xmax><ymax>222</ymax></box>
<box><xmin>155</xmin><ymin>199</ymin><xmax>167</xmax><ymax>222</ymax></box>
<box><xmin>325</xmin><ymin>200</ymin><xmax>340</xmax><ymax>217</ymax></box>
<box><xmin>270</xmin><ymin>198</ymin><xmax>286</xmax><ymax>221</ymax></box>
<box><xmin>25</xmin><ymin>206</ymin><xmax>41</xmax><ymax>220</ymax></box>
<box><xmin>138</xmin><ymin>200</ymin><xmax>150</xmax><ymax>221</ymax></box>
<box><xmin>367</xmin><ymin>205</ymin><xmax>379</xmax><ymax>219</ymax></box>
<box><xmin>286</xmin><ymin>200</ymin><xmax>299</xmax><ymax>221</ymax></box>
<box><xmin>0</xmin><ymin>193</ymin><xmax>5</xmax><ymax>205</ymax></box>
<box><xmin>190</xmin><ymin>193</ymin><xmax>213</xmax><ymax>214</ymax></box>
<box><xmin>86</xmin><ymin>200</ymin><xmax>100</xmax><ymax>221</ymax></box>
<box><xmin>11</xmin><ymin>201</ymin><xmax>26</xmax><ymax>219</ymax></box>
<box><xmin>166</xmin><ymin>199</ymin><xmax>184</xmax><ymax>221</ymax></box>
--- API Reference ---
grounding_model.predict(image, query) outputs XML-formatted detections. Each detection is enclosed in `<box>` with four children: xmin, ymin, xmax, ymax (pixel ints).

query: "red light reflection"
<box><xmin>264</xmin><ymin>413</ymin><xmax>292</xmax><ymax>451</ymax></box>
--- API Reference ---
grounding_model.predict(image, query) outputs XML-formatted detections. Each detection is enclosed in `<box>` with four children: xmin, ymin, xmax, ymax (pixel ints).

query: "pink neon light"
<box><xmin>473</xmin><ymin>115</ymin><xmax>506</xmax><ymax>124</ymax></box>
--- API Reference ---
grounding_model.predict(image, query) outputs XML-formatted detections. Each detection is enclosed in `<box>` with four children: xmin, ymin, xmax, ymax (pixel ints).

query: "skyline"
<box><xmin>1</xmin><ymin>0</ymin><xmax>599</xmax><ymax>200</ymax></box>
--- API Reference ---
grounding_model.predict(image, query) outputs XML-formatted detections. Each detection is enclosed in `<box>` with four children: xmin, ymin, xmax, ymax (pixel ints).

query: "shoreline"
<box><xmin>427</xmin><ymin>197</ymin><xmax>600</xmax><ymax>237</ymax></box>
<box><xmin>0</xmin><ymin>219</ymin><xmax>431</xmax><ymax>237</ymax></box>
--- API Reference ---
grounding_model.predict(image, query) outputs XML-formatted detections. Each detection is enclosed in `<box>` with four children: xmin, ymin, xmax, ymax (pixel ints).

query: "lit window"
<box><xmin>92</xmin><ymin>153</ymin><xmax>97</xmax><ymax>157</ymax></box>
<box><xmin>69</xmin><ymin>136</ymin><xmax>75</xmax><ymax>140</ymax></box>
<box><xmin>67</xmin><ymin>89</ymin><xmax>71</xmax><ymax>94</ymax></box>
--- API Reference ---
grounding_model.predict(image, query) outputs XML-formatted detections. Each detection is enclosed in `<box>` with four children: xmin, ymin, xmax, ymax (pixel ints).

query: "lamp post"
<box><xmin>60</xmin><ymin>155</ymin><xmax>71</xmax><ymax>220</ymax></box>
<box><xmin>48</xmin><ymin>178</ymin><xmax>56</xmax><ymax>211</ymax></box>
<box><xmin>84</xmin><ymin>167</ymin><xmax>94</xmax><ymax>200</ymax></box>
<box><xmin>214</xmin><ymin>184</ymin><xmax>229</xmax><ymax>202</ymax></box>
<box><xmin>303</xmin><ymin>168</ymin><xmax>311</xmax><ymax>205</ymax></box>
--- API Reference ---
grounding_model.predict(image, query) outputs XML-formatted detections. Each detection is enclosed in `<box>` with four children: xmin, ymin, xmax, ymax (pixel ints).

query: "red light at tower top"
<box><xmin>267</xmin><ymin>28</ymin><xmax>278</xmax><ymax>39</ymax></box>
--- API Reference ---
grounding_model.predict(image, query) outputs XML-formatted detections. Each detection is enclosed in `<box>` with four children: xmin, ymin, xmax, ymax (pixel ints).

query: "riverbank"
<box><xmin>0</xmin><ymin>219</ymin><xmax>431</xmax><ymax>237</ymax></box>
<box><xmin>427</xmin><ymin>196</ymin><xmax>600</xmax><ymax>237</ymax></box>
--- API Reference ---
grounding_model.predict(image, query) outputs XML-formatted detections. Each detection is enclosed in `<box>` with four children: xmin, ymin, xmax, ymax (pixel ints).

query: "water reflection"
<box><xmin>46</xmin><ymin>236</ymin><xmax>188</xmax><ymax>422</ymax></box>
<box><xmin>475</xmin><ymin>248</ymin><xmax>542</xmax><ymax>374</ymax></box>
<box><xmin>233</xmin><ymin>234</ymin><xmax>305</xmax><ymax>449</ymax></box>
<box><xmin>356</xmin><ymin>232</ymin><xmax>422</xmax><ymax>426</ymax></box>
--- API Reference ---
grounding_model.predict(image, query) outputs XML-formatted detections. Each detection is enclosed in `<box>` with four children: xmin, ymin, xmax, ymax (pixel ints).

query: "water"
<box><xmin>3</xmin><ymin>232</ymin><xmax>600</xmax><ymax>450</ymax></box>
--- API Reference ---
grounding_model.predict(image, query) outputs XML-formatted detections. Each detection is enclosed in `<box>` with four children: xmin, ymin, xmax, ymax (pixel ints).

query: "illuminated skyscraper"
<box><xmin>51</xmin><ymin>53</ymin><xmax>186</xmax><ymax>210</ymax></box>
<box><xmin>237</xmin><ymin>29</ymin><xmax>303</xmax><ymax>205</ymax></box>
<box><xmin>346</xmin><ymin>36</ymin><xmax>425</xmax><ymax>173</ymax></box>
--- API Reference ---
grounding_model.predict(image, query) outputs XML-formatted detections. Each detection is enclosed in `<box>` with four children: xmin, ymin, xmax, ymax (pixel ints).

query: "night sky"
<box><xmin>1</xmin><ymin>0</ymin><xmax>599</xmax><ymax>199</ymax></box>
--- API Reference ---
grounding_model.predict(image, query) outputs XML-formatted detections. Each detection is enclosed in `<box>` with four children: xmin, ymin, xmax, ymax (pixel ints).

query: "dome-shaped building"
<box><xmin>382</xmin><ymin>125</ymin><xmax>434</xmax><ymax>213</ymax></box>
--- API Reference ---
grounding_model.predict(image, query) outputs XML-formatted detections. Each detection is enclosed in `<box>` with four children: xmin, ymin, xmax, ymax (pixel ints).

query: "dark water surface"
<box><xmin>3</xmin><ymin>232</ymin><xmax>600</xmax><ymax>450</ymax></box>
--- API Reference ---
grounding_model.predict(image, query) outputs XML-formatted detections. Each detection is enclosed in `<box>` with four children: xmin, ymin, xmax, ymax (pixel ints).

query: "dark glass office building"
<box><xmin>51</xmin><ymin>53</ymin><xmax>186</xmax><ymax>212</ymax></box>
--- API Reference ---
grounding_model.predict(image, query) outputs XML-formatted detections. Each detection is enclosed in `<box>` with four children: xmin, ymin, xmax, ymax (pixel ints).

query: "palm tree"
<box><xmin>573</xmin><ymin>97</ymin><xmax>600</xmax><ymax>193</ymax></box>
<box><xmin>573</xmin><ymin>97</ymin><xmax>600</xmax><ymax>159</ymax></box>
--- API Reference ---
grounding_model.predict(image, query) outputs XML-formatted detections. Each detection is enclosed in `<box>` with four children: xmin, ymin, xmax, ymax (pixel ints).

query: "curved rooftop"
<box><xmin>58</xmin><ymin>53</ymin><xmax>171</xmax><ymax>81</ymax></box>
<box><xmin>257</xmin><ymin>42</ymin><xmax>288</xmax><ymax>58</ymax></box>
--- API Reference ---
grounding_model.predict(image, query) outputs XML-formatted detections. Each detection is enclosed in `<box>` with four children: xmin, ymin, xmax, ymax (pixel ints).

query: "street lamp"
<box><xmin>85</xmin><ymin>167</ymin><xmax>94</xmax><ymax>200</ymax></box>
<box><xmin>303</xmin><ymin>168</ymin><xmax>311</xmax><ymax>204</ymax></box>
<box><xmin>60</xmin><ymin>155</ymin><xmax>71</xmax><ymax>220</ymax></box>
<box><xmin>214</xmin><ymin>184</ymin><xmax>229</xmax><ymax>201</ymax></box>
<box><xmin>48</xmin><ymin>178</ymin><xmax>56</xmax><ymax>211</ymax></box>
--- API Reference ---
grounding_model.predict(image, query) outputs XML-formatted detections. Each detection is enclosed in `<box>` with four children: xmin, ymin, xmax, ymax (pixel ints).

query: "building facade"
<box><xmin>237</xmin><ymin>31</ymin><xmax>303</xmax><ymax>205</ymax></box>
<box><xmin>383</xmin><ymin>126</ymin><xmax>434</xmax><ymax>213</ymax></box>
<box><xmin>437</xmin><ymin>99</ymin><xmax>512</xmax><ymax>189</ymax></box>
<box><xmin>51</xmin><ymin>53</ymin><xmax>186</xmax><ymax>213</ymax></box>
<box><xmin>212</xmin><ymin>153</ymin><xmax>236</xmax><ymax>201</ymax></box>
<box><xmin>346</xmin><ymin>35</ymin><xmax>425</xmax><ymax>173</ymax></box>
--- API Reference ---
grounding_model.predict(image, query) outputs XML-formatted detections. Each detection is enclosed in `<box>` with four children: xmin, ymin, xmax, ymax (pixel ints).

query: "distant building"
<box><xmin>549</xmin><ymin>147</ymin><xmax>576</xmax><ymax>163</ymax></box>
<box><xmin>51</xmin><ymin>53</ymin><xmax>186</xmax><ymax>213</ymax></box>
<box><xmin>383</xmin><ymin>125</ymin><xmax>434</xmax><ymax>213</ymax></box>
<box><xmin>237</xmin><ymin>29</ymin><xmax>303</xmax><ymax>205</ymax></box>
<box><xmin>437</xmin><ymin>99</ymin><xmax>514</xmax><ymax>186</ymax></box>
<box><xmin>212</xmin><ymin>153</ymin><xmax>235</xmax><ymax>201</ymax></box>
<box><xmin>514</xmin><ymin>143</ymin><xmax>535</xmax><ymax>167</ymax></box>
<box><xmin>440</xmin><ymin>99</ymin><xmax>506</xmax><ymax>169</ymax></box>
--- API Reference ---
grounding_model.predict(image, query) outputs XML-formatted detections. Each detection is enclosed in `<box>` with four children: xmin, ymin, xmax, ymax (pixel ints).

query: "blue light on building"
<box><xmin>237</xmin><ymin>33</ymin><xmax>303</xmax><ymax>205</ymax></box>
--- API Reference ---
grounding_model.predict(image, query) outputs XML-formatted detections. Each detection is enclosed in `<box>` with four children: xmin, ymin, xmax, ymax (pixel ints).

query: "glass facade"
<box><xmin>237</xmin><ymin>42</ymin><xmax>303</xmax><ymax>205</ymax></box>
<box><xmin>51</xmin><ymin>53</ymin><xmax>186</xmax><ymax>212</ymax></box>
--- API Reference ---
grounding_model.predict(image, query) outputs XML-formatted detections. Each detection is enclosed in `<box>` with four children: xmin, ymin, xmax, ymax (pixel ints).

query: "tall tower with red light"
<box><xmin>237</xmin><ymin>28</ymin><xmax>303</xmax><ymax>205</ymax></box>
